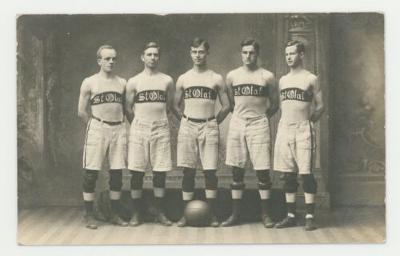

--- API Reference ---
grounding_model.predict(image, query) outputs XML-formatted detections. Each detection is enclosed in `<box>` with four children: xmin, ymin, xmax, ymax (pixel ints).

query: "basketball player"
<box><xmin>125</xmin><ymin>42</ymin><xmax>174</xmax><ymax>226</ymax></box>
<box><xmin>78</xmin><ymin>45</ymin><xmax>128</xmax><ymax>229</ymax></box>
<box><xmin>221</xmin><ymin>38</ymin><xmax>279</xmax><ymax>228</ymax></box>
<box><xmin>173</xmin><ymin>38</ymin><xmax>231</xmax><ymax>227</ymax></box>
<box><xmin>274</xmin><ymin>40</ymin><xmax>324</xmax><ymax>231</ymax></box>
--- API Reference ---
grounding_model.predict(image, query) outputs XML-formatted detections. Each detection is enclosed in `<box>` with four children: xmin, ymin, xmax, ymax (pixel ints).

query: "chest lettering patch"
<box><xmin>184</xmin><ymin>86</ymin><xmax>217</xmax><ymax>100</ymax></box>
<box><xmin>280</xmin><ymin>87</ymin><xmax>313</xmax><ymax>102</ymax></box>
<box><xmin>91</xmin><ymin>91</ymin><xmax>123</xmax><ymax>105</ymax></box>
<box><xmin>134</xmin><ymin>90</ymin><xmax>166</xmax><ymax>103</ymax></box>
<box><xmin>233</xmin><ymin>84</ymin><xmax>268</xmax><ymax>97</ymax></box>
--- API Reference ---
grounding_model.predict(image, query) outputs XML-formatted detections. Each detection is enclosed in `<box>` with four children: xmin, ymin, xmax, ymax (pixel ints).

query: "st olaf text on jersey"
<box><xmin>184</xmin><ymin>86</ymin><xmax>217</xmax><ymax>100</ymax></box>
<box><xmin>91</xmin><ymin>91</ymin><xmax>123</xmax><ymax>105</ymax></box>
<box><xmin>135</xmin><ymin>90</ymin><xmax>166</xmax><ymax>103</ymax></box>
<box><xmin>280</xmin><ymin>87</ymin><xmax>313</xmax><ymax>102</ymax></box>
<box><xmin>233</xmin><ymin>84</ymin><xmax>268</xmax><ymax>97</ymax></box>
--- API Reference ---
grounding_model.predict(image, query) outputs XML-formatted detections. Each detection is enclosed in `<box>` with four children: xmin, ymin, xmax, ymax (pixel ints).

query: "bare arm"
<box><xmin>225</xmin><ymin>72</ymin><xmax>235</xmax><ymax>113</ymax></box>
<box><xmin>120</xmin><ymin>78</ymin><xmax>127</xmax><ymax>119</ymax></box>
<box><xmin>215</xmin><ymin>75</ymin><xmax>231</xmax><ymax>124</ymax></box>
<box><xmin>172</xmin><ymin>75</ymin><xmax>185</xmax><ymax>120</ymax></box>
<box><xmin>125</xmin><ymin>78</ymin><xmax>136</xmax><ymax>124</ymax></box>
<box><xmin>78</xmin><ymin>78</ymin><xmax>91</xmax><ymax>123</ymax></box>
<box><xmin>266</xmin><ymin>74</ymin><xmax>279</xmax><ymax>118</ymax></box>
<box><xmin>310</xmin><ymin>75</ymin><xmax>324</xmax><ymax>122</ymax></box>
<box><xmin>166</xmin><ymin>77</ymin><xmax>175</xmax><ymax>116</ymax></box>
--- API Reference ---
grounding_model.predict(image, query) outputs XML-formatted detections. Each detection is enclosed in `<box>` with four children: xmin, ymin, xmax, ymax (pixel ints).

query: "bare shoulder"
<box><xmin>116</xmin><ymin>75</ymin><xmax>127</xmax><ymax>86</ymax></box>
<box><xmin>210</xmin><ymin>70</ymin><xmax>223</xmax><ymax>82</ymax></box>
<box><xmin>177</xmin><ymin>70</ymin><xmax>190</xmax><ymax>85</ymax></box>
<box><xmin>278</xmin><ymin>74</ymin><xmax>288</xmax><ymax>88</ymax></box>
<box><xmin>226</xmin><ymin>67</ymin><xmax>241</xmax><ymax>80</ymax></box>
<box><xmin>306</xmin><ymin>71</ymin><xmax>318</xmax><ymax>83</ymax></box>
<box><xmin>261</xmin><ymin>68</ymin><xmax>275</xmax><ymax>81</ymax></box>
<box><xmin>127</xmin><ymin>73</ymin><xmax>141</xmax><ymax>89</ymax></box>
<box><xmin>82</xmin><ymin>74</ymin><xmax>97</xmax><ymax>85</ymax></box>
<box><xmin>161</xmin><ymin>73</ymin><xmax>174</xmax><ymax>84</ymax></box>
<box><xmin>80</xmin><ymin>74</ymin><xmax>97</xmax><ymax>91</ymax></box>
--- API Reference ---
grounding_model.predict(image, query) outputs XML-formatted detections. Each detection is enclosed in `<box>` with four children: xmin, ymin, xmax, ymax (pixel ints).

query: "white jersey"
<box><xmin>128</xmin><ymin>71</ymin><xmax>173</xmax><ymax>122</ymax></box>
<box><xmin>279</xmin><ymin>70</ymin><xmax>316</xmax><ymax>123</ymax></box>
<box><xmin>228</xmin><ymin>67</ymin><xmax>274</xmax><ymax>119</ymax></box>
<box><xmin>178</xmin><ymin>69</ymin><xmax>221</xmax><ymax>119</ymax></box>
<box><xmin>86</xmin><ymin>74</ymin><xmax>126</xmax><ymax>122</ymax></box>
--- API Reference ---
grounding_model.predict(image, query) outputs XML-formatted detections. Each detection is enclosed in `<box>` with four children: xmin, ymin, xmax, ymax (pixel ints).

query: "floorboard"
<box><xmin>17</xmin><ymin>206</ymin><xmax>385</xmax><ymax>245</ymax></box>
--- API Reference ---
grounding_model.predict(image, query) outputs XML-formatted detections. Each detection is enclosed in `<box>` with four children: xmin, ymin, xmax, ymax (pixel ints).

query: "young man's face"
<box><xmin>285</xmin><ymin>45</ymin><xmax>303</xmax><ymax>68</ymax></box>
<box><xmin>97</xmin><ymin>48</ymin><xmax>117</xmax><ymax>73</ymax></box>
<box><xmin>142</xmin><ymin>47</ymin><xmax>160</xmax><ymax>69</ymax></box>
<box><xmin>241</xmin><ymin>45</ymin><xmax>258</xmax><ymax>66</ymax></box>
<box><xmin>190</xmin><ymin>44</ymin><xmax>208</xmax><ymax>66</ymax></box>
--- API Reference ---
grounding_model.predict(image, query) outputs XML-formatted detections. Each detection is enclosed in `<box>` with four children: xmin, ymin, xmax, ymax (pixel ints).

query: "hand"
<box><xmin>310</xmin><ymin>121</ymin><xmax>316</xmax><ymax>130</ymax></box>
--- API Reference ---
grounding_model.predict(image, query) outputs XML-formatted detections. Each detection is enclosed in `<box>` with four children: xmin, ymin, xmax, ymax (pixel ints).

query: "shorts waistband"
<box><xmin>279</xmin><ymin>119</ymin><xmax>311</xmax><ymax>127</ymax></box>
<box><xmin>232</xmin><ymin>113</ymin><xmax>267</xmax><ymax>122</ymax></box>
<box><xmin>92</xmin><ymin>115</ymin><xmax>123</xmax><ymax>126</ymax></box>
<box><xmin>182</xmin><ymin>114</ymin><xmax>215</xmax><ymax>123</ymax></box>
<box><xmin>133</xmin><ymin>118</ymin><xmax>168</xmax><ymax>125</ymax></box>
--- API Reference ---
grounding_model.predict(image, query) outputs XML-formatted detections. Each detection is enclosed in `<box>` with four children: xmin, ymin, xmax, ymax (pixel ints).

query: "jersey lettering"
<box><xmin>280</xmin><ymin>87</ymin><xmax>313</xmax><ymax>102</ymax></box>
<box><xmin>134</xmin><ymin>90</ymin><xmax>166</xmax><ymax>103</ymax></box>
<box><xmin>91</xmin><ymin>91</ymin><xmax>123</xmax><ymax>105</ymax></box>
<box><xmin>184</xmin><ymin>86</ymin><xmax>217</xmax><ymax>100</ymax></box>
<box><xmin>233</xmin><ymin>84</ymin><xmax>268</xmax><ymax>97</ymax></box>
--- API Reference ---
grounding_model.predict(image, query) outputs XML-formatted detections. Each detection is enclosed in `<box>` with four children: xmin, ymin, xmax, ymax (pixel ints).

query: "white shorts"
<box><xmin>225</xmin><ymin>114</ymin><xmax>271</xmax><ymax>170</ymax></box>
<box><xmin>177</xmin><ymin>117</ymin><xmax>219</xmax><ymax>170</ymax></box>
<box><xmin>273</xmin><ymin>120</ymin><xmax>316</xmax><ymax>174</ymax></box>
<box><xmin>83</xmin><ymin>118</ymin><xmax>127</xmax><ymax>170</ymax></box>
<box><xmin>128</xmin><ymin>118</ymin><xmax>172</xmax><ymax>172</ymax></box>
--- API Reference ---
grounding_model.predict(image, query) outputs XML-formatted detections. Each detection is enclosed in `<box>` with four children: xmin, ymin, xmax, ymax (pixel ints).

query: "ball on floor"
<box><xmin>184</xmin><ymin>200</ymin><xmax>210</xmax><ymax>227</ymax></box>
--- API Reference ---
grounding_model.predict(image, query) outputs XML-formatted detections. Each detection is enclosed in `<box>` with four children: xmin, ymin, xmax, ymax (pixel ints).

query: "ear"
<box><xmin>140</xmin><ymin>54</ymin><xmax>145</xmax><ymax>62</ymax></box>
<box><xmin>300</xmin><ymin>51</ymin><xmax>305</xmax><ymax>58</ymax></box>
<box><xmin>96</xmin><ymin>58</ymin><xmax>101</xmax><ymax>66</ymax></box>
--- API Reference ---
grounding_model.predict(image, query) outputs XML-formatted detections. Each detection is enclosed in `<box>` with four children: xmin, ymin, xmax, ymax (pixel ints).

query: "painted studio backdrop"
<box><xmin>17</xmin><ymin>13</ymin><xmax>384</xmax><ymax>210</ymax></box>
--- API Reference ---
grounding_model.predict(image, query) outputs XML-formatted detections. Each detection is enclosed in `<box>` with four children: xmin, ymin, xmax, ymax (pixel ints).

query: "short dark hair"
<box><xmin>143</xmin><ymin>41</ymin><xmax>161</xmax><ymax>54</ymax></box>
<box><xmin>190</xmin><ymin>37</ymin><xmax>210</xmax><ymax>51</ymax></box>
<box><xmin>286</xmin><ymin>40</ymin><xmax>305</xmax><ymax>54</ymax></box>
<box><xmin>240</xmin><ymin>38</ymin><xmax>260</xmax><ymax>54</ymax></box>
<box><xmin>96</xmin><ymin>45</ymin><xmax>115</xmax><ymax>59</ymax></box>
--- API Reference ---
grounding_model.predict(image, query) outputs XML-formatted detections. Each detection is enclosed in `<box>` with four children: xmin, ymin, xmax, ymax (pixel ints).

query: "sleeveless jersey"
<box><xmin>181</xmin><ymin>70</ymin><xmax>219</xmax><ymax>119</ymax></box>
<box><xmin>89</xmin><ymin>74</ymin><xmax>125</xmax><ymax>122</ymax></box>
<box><xmin>131</xmin><ymin>72</ymin><xmax>171</xmax><ymax>121</ymax></box>
<box><xmin>279</xmin><ymin>71</ymin><xmax>315</xmax><ymax>122</ymax></box>
<box><xmin>230</xmin><ymin>68</ymin><xmax>270</xmax><ymax>119</ymax></box>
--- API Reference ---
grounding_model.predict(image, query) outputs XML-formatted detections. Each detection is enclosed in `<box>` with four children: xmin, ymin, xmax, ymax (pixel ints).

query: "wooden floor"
<box><xmin>18</xmin><ymin>206</ymin><xmax>385</xmax><ymax>245</ymax></box>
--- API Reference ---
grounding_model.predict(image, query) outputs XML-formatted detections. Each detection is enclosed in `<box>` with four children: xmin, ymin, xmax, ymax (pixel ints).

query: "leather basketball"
<box><xmin>184</xmin><ymin>200</ymin><xmax>210</xmax><ymax>226</ymax></box>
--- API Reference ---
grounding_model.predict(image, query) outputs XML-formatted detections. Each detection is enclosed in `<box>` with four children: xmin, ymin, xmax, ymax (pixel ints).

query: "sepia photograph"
<box><xmin>16</xmin><ymin>12</ymin><xmax>385</xmax><ymax>246</ymax></box>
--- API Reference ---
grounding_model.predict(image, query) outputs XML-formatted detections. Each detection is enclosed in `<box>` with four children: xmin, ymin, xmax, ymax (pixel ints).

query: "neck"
<box><xmin>193</xmin><ymin>64</ymin><xmax>207</xmax><ymax>73</ymax></box>
<box><xmin>243</xmin><ymin>63</ymin><xmax>258</xmax><ymax>71</ymax></box>
<box><xmin>289</xmin><ymin>64</ymin><xmax>304</xmax><ymax>74</ymax></box>
<box><xmin>98</xmin><ymin>70</ymin><xmax>113</xmax><ymax>79</ymax></box>
<box><xmin>144</xmin><ymin>66</ymin><xmax>158</xmax><ymax>75</ymax></box>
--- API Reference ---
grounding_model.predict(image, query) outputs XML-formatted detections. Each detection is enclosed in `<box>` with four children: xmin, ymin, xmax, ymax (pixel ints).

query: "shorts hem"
<box><xmin>225</xmin><ymin>162</ymin><xmax>246</xmax><ymax>169</ymax></box>
<box><xmin>177</xmin><ymin>163</ymin><xmax>197</xmax><ymax>169</ymax></box>
<box><xmin>298</xmin><ymin>169</ymin><xmax>312</xmax><ymax>175</ymax></box>
<box><xmin>109</xmin><ymin>165</ymin><xmax>127</xmax><ymax>170</ymax></box>
<box><xmin>127</xmin><ymin>166</ymin><xmax>147</xmax><ymax>172</ymax></box>
<box><xmin>253</xmin><ymin>166</ymin><xmax>272</xmax><ymax>171</ymax></box>
<box><xmin>153</xmin><ymin>167</ymin><xmax>173</xmax><ymax>172</ymax></box>
<box><xmin>274</xmin><ymin>168</ymin><xmax>296</xmax><ymax>173</ymax></box>
<box><xmin>202</xmin><ymin>165</ymin><xmax>218</xmax><ymax>170</ymax></box>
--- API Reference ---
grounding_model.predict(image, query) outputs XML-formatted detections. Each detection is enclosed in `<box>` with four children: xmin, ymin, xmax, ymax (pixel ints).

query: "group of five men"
<box><xmin>77</xmin><ymin>37</ymin><xmax>324</xmax><ymax>231</ymax></box>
